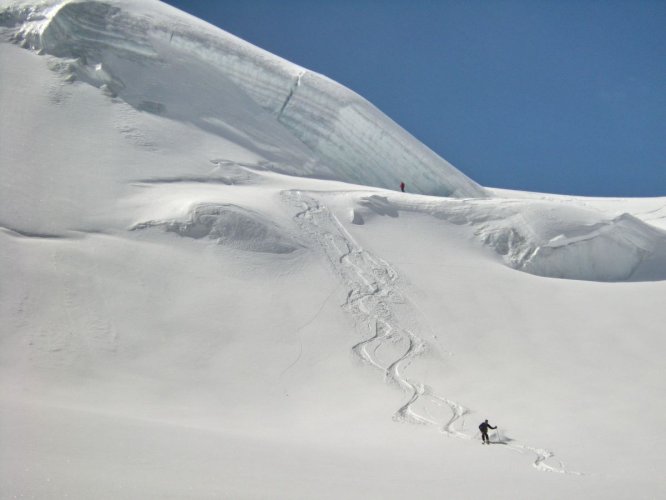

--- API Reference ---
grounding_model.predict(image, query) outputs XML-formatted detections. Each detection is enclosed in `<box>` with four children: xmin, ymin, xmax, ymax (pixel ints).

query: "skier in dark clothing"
<box><xmin>479</xmin><ymin>419</ymin><xmax>497</xmax><ymax>444</ymax></box>
<box><xmin>400</xmin><ymin>182</ymin><xmax>405</xmax><ymax>192</ymax></box>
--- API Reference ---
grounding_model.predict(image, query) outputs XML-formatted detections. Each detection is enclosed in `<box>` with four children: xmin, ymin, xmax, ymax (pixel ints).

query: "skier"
<box><xmin>400</xmin><ymin>181</ymin><xmax>405</xmax><ymax>192</ymax></box>
<box><xmin>479</xmin><ymin>419</ymin><xmax>497</xmax><ymax>444</ymax></box>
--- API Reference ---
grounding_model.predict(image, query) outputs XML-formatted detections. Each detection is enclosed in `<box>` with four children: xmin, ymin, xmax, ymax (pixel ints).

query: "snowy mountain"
<box><xmin>1</xmin><ymin>1</ymin><xmax>665</xmax><ymax>499</ymax></box>
<box><xmin>2</xmin><ymin>0</ymin><xmax>485</xmax><ymax>197</ymax></box>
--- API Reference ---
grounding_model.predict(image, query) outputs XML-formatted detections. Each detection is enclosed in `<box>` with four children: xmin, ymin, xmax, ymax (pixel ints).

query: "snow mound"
<box><xmin>1</xmin><ymin>0</ymin><xmax>486</xmax><ymax>197</ymax></box>
<box><xmin>133</xmin><ymin>202</ymin><xmax>301</xmax><ymax>254</ymax></box>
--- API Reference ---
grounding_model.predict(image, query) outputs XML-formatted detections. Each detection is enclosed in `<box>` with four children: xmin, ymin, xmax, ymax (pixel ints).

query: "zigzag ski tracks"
<box><xmin>283</xmin><ymin>190</ymin><xmax>578</xmax><ymax>474</ymax></box>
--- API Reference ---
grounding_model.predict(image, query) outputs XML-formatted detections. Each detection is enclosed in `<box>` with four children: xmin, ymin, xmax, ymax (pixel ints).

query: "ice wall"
<box><xmin>1</xmin><ymin>0</ymin><xmax>487</xmax><ymax>198</ymax></box>
<box><xmin>279</xmin><ymin>72</ymin><xmax>484</xmax><ymax>196</ymax></box>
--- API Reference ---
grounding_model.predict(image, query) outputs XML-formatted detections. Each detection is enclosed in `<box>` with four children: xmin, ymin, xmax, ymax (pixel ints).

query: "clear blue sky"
<box><xmin>163</xmin><ymin>0</ymin><xmax>665</xmax><ymax>197</ymax></box>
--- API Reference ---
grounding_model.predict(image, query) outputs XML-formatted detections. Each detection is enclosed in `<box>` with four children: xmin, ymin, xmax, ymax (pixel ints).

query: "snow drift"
<box><xmin>132</xmin><ymin>202</ymin><xmax>301</xmax><ymax>254</ymax></box>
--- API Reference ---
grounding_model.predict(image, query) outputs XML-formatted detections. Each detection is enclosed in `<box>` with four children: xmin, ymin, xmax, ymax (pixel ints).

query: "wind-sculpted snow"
<box><xmin>354</xmin><ymin>195</ymin><xmax>666</xmax><ymax>282</ymax></box>
<box><xmin>2</xmin><ymin>0</ymin><xmax>486</xmax><ymax>197</ymax></box>
<box><xmin>132</xmin><ymin>202</ymin><xmax>301</xmax><ymax>254</ymax></box>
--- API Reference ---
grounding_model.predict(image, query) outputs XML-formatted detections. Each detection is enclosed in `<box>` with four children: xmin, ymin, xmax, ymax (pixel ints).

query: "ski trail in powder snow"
<box><xmin>283</xmin><ymin>190</ymin><xmax>581</xmax><ymax>474</ymax></box>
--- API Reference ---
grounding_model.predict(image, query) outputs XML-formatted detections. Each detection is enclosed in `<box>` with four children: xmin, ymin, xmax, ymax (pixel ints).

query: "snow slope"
<box><xmin>1</xmin><ymin>1</ymin><xmax>666</xmax><ymax>498</ymax></box>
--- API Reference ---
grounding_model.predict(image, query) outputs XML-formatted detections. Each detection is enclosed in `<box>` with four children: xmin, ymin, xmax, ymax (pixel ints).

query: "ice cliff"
<box><xmin>0</xmin><ymin>0</ymin><xmax>486</xmax><ymax>197</ymax></box>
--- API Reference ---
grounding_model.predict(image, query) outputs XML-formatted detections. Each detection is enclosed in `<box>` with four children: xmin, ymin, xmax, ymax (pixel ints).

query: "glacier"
<box><xmin>1</xmin><ymin>0</ymin><xmax>486</xmax><ymax>197</ymax></box>
<box><xmin>1</xmin><ymin>0</ymin><xmax>665</xmax><ymax>284</ymax></box>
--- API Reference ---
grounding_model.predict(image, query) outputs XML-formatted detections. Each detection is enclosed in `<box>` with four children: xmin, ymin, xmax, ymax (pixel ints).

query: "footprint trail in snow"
<box><xmin>284</xmin><ymin>190</ymin><xmax>580</xmax><ymax>474</ymax></box>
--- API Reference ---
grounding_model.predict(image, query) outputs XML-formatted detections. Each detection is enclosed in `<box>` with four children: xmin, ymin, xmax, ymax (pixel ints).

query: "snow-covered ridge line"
<box><xmin>2</xmin><ymin>0</ymin><xmax>487</xmax><ymax>197</ymax></box>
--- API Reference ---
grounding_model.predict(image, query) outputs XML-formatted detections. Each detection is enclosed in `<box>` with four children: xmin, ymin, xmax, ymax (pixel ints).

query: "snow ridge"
<box><xmin>131</xmin><ymin>202</ymin><xmax>302</xmax><ymax>254</ymax></box>
<box><xmin>284</xmin><ymin>191</ymin><xmax>578</xmax><ymax>472</ymax></box>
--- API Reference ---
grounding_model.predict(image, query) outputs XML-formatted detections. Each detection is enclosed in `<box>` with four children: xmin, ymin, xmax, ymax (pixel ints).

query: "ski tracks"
<box><xmin>285</xmin><ymin>192</ymin><xmax>467</xmax><ymax>428</ymax></box>
<box><xmin>283</xmin><ymin>190</ymin><xmax>581</xmax><ymax>475</ymax></box>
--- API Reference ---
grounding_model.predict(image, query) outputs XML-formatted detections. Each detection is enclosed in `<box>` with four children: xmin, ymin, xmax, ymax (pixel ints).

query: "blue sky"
<box><xmin>163</xmin><ymin>0</ymin><xmax>665</xmax><ymax>197</ymax></box>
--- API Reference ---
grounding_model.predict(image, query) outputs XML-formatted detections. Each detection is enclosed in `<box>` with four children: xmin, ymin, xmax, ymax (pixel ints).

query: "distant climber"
<box><xmin>479</xmin><ymin>419</ymin><xmax>497</xmax><ymax>444</ymax></box>
<box><xmin>400</xmin><ymin>182</ymin><xmax>405</xmax><ymax>192</ymax></box>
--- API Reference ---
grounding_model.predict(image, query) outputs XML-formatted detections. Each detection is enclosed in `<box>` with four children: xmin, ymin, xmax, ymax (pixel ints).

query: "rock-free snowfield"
<box><xmin>1</xmin><ymin>1</ymin><xmax>665</xmax><ymax>498</ymax></box>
